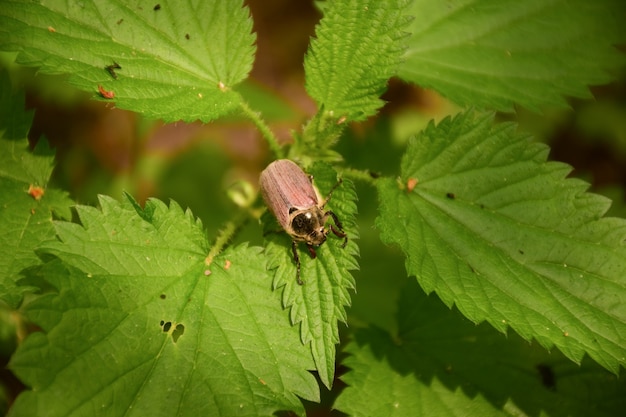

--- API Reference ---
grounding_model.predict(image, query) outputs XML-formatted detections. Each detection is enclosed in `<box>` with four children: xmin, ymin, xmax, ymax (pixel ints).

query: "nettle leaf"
<box><xmin>0</xmin><ymin>0</ymin><xmax>255</xmax><ymax>122</ymax></box>
<box><xmin>376</xmin><ymin>111</ymin><xmax>626</xmax><ymax>374</ymax></box>
<box><xmin>263</xmin><ymin>162</ymin><xmax>359</xmax><ymax>389</ymax></box>
<box><xmin>335</xmin><ymin>279</ymin><xmax>626</xmax><ymax>417</ymax></box>
<box><xmin>0</xmin><ymin>71</ymin><xmax>32</xmax><ymax>141</ymax></box>
<box><xmin>304</xmin><ymin>0</ymin><xmax>410</xmax><ymax>123</ymax></box>
<box><xmin>400</xmin><ymin>0</ymin><xmax>626</xmax><ymax>111</ymax></box>
<box><xmin>10</xmin><ymin>196</ymin><xmax>318</xmax><ymax>417</ymax></box>
<box><xmin>0</xmin><ymin>71</ymin><xmax>71</xmax><ymax>308</ymax></box>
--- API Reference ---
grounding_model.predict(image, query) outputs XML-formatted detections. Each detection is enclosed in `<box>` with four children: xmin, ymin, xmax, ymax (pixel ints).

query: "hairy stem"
<box><xmin>239</xmin><ymin>101</ymin><xmax>283</xmax><ymax>159</ymax></box>
<box><xmin>205</xmin><ymin>212</ymin><xmax>249</xmax><ymax>266</ymax></box>
<box><xmin>341</xmin><ymin>167</ymin><xmax>380</xmax><ymax>185</ymax></box>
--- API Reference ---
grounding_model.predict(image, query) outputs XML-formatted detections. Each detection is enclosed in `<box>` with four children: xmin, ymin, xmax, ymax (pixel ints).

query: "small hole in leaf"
<box><xmin>160</xmin><ymin>320</ymin><xmax>164</xmax><ymax>326</ymax></box>
<box><xmin>172</xmin><ymin>323</ymin><xmax>185</xmax><ymax>343</ymax></box>
<box><xmin>162</xmin><ymin>321</ymin><xmax>172</xmax><ymax>332</ymax></box>
<box><xmin>160</xmin><ymin>294</ymin><xmax>166</xmax><ymax>299</ymax></box>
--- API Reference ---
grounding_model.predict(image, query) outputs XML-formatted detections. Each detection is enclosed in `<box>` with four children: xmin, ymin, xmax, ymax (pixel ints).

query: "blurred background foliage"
<box><xmin>0</xmin><ymin>0</ymin><xmax>625</xmax><ymax>413</ymax></box>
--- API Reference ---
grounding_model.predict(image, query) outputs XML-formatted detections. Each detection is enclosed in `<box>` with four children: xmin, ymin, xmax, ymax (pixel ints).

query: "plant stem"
<box><xmin>341</xmin><ymin>167</ymin><xmax>380</xmax><ymax>185</ymax></box>
<box><xmin>204</xmin><ymin>212</ymin><xmax>248</xmax><ymax>266</ymax></box>
<box><xmin>239</xmin><ymin>101</ymin><xmax>283</xmax><ymax>159</ymax></box>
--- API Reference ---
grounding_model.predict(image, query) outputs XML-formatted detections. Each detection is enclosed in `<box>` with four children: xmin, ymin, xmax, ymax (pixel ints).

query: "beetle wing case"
<box><xmin>260</xmin><ymin>160</ymin><xmax>319</xmax><ymax>230</ymax></box>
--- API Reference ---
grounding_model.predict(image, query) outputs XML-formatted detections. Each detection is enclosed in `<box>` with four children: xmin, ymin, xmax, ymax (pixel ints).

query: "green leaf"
<box><xmin>0</xmin><ymin>0</ymin><xmax>256</xmax><ymax>122</ymax></box>
<box><xmin>335</xmin><ymin>279</ymin><xmax>626</xmax><ymax>417</ymax></box>
<box><xmin>376</xmin><ymin>111</ymin><xmax>626</xmax><ymax>375</ymax></box>
<box><xmin>0</xmin><ymin>70</ymin><xmax>32</xmax><ymax>141</ymax></box>
<box><xmin>0</xmin><ymin>70</ymin><xmax>72</xmax><ymax>308</ymax></box>
<box><xmin>10</xmin><ymin>196</ymin><xmax>318</xmax><ymax>417</ymax></box>
<box><xmin>263</xmin><ymin>162</ymin><xmax>359</xmax><ymax>389</ymax></box>
<box><xmin>400</xmin><ymin>0</ymin><xmax>626</xmax><ymax>112</ymax></box>
<box><xmin>304</xmin><ymin>0</ymin><xmax>410</xmax><ymax>124</ymax></box>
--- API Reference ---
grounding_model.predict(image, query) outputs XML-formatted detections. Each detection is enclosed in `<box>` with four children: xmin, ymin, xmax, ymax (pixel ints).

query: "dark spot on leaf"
<box><xmin>536</xmin><ymin>364</ymin><xmax>556</xmax><ymax>391</ymax></box>
<box><xmin>369</xmin><ymin>170</ymin><xmax>380</xmax><ymax>179</ymax></box>
<box><xmin>172</xmin><ymin>324</ymin><xmax>185</xmax><ymax>343</ymax></box>
<box><xmin>519</xmin><ymin>249</ymin><xmax>525</xmax><ymax>255</ymax></box>
<box><xmin>185</xmin><ymin>33</ymin><xmax>190</xmax><ymax>40</ymax></box>
<box><xmin>117</xmin><ymin>18</ymin><xmax>124</xmax><ymax>25</ymax></box>
<box><xmin>153</xmin><ymin>4</ymin><xmax>161</xmax><ymax>11</ymax></box>
<box><xmin>105</xmin><ymin>62</ymin><xmax>121</xmax><ymax>79</ymax></box>
<box><xmin>160</xmin><ymin>320</ymin><xmax>164</xmax><ymax>326</ymax></box>
<box><xmin>160</xmin><ymin>294</ymin><xmax>166</xmax><ymax>299</ymax></box>
<box><xmin>446</xmin><ymin>192</ymin><xmax>455</xmax><ymax>199</ymax></box>
<box><xmin>162</xmin><ymin>321</ymin><xmax>172</xmax><ymax>332</ymax></box>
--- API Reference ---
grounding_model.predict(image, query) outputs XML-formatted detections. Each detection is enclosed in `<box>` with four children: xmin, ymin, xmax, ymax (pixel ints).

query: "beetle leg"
<box><xmin>292</xmin><ymin>240</ymin><xmax>304</xmax><ymax>285</ymax></box>
<box><xmin>326</xmin><ymin>210</ymin><xmax>348</xmax><ymax>247</ymax></box>
<box><xmin>320</xmin><ymin>178</ymin><xmax>343</xmax><ymax>209</ymax></box>
<box><xmin>326</xmin><ymin>210</ymin><xmax>345</xmax><ymax>232</ymax></box>
<box><xmin>307</xmin><ymin>244</ymin><xmax>317</xmax><ymax>259</ymax></box>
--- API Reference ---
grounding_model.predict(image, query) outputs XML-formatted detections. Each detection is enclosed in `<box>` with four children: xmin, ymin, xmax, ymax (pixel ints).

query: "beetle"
<box><xmin>260</xmin><ymin>159</ymin><xmax>347</xmax><ymax>284</ymax></box>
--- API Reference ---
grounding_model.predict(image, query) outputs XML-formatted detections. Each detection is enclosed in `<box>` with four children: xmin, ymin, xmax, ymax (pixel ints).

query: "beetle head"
<box><xmin>288</xmin><ymin>207</ymin><xmax>327</xmax><ymax>246</ymax></box>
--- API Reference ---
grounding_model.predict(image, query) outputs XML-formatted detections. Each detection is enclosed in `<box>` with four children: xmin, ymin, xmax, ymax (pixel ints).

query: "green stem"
<box><xmin>204</xmin><ymin>212</ymin><xmax>248</xmax><ymax>266</ymax></box>
<box><xmin>239</xmin><ymin>101</ymin><xmax>283</xmax><ymax>159</ymax></box>
<box><xmin>341</xmin><ymin>167</ymin><xmax>380</xmax><ymax>186</ymax></box>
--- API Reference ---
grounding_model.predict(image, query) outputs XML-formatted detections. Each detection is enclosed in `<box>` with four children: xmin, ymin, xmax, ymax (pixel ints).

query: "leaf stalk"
<box><xmin>239</xmin><ymin>101</ymin><xmax>284</xmax><ymax>159</ymax></box>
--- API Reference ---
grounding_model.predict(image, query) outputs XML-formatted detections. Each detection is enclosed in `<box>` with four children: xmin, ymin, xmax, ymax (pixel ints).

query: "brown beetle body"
<box><xmin>260</xmin><ymin>159</ymin><xmax>347</xmax><ymax>284</ymax></box>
